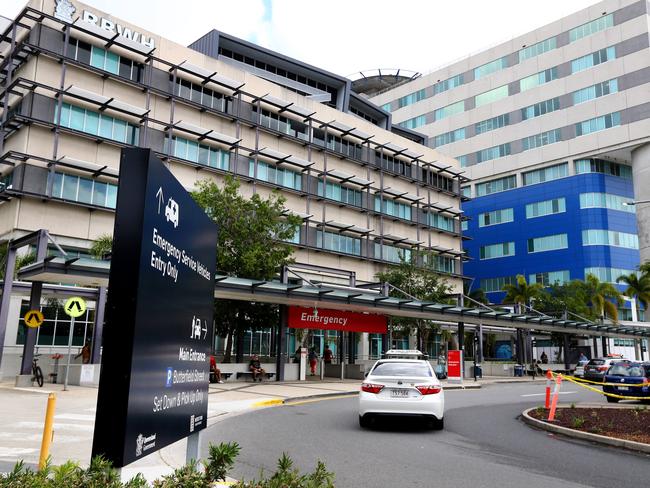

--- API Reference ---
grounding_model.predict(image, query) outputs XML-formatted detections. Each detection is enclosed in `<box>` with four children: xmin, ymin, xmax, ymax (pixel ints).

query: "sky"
<box><xmin>1</xmin><ymin>0</ymin><xmax>600</xmax><ymax>77</ymax></box>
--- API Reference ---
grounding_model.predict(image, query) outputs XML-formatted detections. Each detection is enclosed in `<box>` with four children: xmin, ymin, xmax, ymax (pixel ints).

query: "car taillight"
<box><xmin>361</xmin><ymin>383</ymin><xmax>384</xmax><ymax>394</ymax></box>
<box><xmin>416</xmin><ymin>385</ymin><xmax>442</xmax><ymax>395</ymax></box>
<box><xmin>597</xmin><ymin>366</ymin><xmax>608</xmax><ymax>371</ymax></box>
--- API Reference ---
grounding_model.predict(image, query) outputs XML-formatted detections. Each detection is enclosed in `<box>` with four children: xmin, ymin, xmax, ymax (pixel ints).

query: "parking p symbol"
<box><xmin>166</xmin><ymin>367</ymin><xmax>173</xmax><ymax>387</ymax></box>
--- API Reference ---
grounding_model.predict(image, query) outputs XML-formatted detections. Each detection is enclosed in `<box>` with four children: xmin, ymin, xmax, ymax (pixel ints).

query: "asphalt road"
<box><xmin>203</xmin><ymin>382</ymin><xmax>650</xmax><ymax>488</ymax></box>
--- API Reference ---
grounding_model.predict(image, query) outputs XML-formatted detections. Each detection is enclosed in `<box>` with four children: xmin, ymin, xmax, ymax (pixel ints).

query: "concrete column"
<box><xmin>631</xmin><ymin>143</ymin><xmax>650</xmax><ymax>266</ymax></box>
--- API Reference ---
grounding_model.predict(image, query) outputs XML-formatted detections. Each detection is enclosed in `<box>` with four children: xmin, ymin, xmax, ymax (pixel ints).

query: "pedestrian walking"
<box><xmin>308</xmin><ymin>348</ymin><xmax>318</xmax><ymax>375</ymax></box>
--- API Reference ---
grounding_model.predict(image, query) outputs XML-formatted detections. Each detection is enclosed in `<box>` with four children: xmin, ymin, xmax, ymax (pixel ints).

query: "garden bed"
<box><xmin>529</xmin><ymin>406</ymin><xmax>650</xmax><ymax>444</ymax></box>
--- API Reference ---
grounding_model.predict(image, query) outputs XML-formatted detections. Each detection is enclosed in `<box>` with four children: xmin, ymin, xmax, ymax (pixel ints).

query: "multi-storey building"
<box><xmin>0</xmin><ymin>0</ymin><xmax>464</xmax><ymax>375</ymax></box>
<box><xmin>373</xmin><ymin>0</ymin><xmax>650</xmax><ymax>316</ymax></box>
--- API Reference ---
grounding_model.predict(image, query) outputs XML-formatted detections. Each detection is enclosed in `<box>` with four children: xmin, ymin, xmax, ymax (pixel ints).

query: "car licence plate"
<box><xmin>391</xmin><ymin>388</ymin><xmax>410</xmax><ymax>398</ymax></box>
<box><xmin>617</xmin><ymin>386</ymin><xmax>629</xmax><ymax>391</ymax></box>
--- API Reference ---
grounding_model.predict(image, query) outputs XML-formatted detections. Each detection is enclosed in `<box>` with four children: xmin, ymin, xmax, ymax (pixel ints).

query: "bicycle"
<box><xmin>31</xmin><ymin>354</ymin><xmax>44</xmax><ymax>387</ymax></box>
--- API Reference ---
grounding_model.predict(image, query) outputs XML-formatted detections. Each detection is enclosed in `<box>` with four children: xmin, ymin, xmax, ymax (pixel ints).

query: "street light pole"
<box><xmin>623</xmin><ymin>199</ymin><xmax>650</xmax><ymax>206</ymax></box>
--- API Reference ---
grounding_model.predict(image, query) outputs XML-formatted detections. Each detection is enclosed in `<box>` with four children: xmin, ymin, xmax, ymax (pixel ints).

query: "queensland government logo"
<box><xmin>54</xmin><ymin>0</ymin><xmax>76</xmax><ymax>23</ymax></box>
<box><xmin>135</xmin><ymin>433</ymin><xmax>157</xmax><ymax>457</ymax></box>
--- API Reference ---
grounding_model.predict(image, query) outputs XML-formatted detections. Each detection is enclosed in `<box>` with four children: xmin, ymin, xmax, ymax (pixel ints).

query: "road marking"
<box><xmin>521</xmin><ymin>391</ymin><xmax>577</xmax><ymax>397</ymax></box>
<box><xmin>55</xmin><ymin>413</ymin><xmax>96</xmax><ymax>421</ymax></box>
<box><xmin>15</xmin><ymin>421</ymin><xmax>93</xmax><ymax>432</ymax></box>
<box><xmin>251</xmin><ymin>399</ymin><xmax>284</xmax><ymax>408</ymax></box>
<box><xmin>0</xmin><ymin>447</ymin><xmax>37</xmax><ymax>457</ymax></box>
<box><xmin>13</xmin><ymin>387</ymin><xmax>55</xmax><ymax>394</ymax></box>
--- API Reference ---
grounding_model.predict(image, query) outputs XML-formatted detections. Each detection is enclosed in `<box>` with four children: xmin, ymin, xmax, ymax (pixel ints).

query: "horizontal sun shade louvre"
<box><xmin>65</xmin><ymin>86</ymin><xmax>147</xmax><ymax>117</ymax></box>
<box><xmin>258</xmin><ymin>94</ymin><xmax>296</xmax><ymax>110</ymax></box>
<box><xmin>322</xmin><ymin>169</ymin><xmax>373</xmax><ymax>187</ymax></box>
<box><xmin>402</xmin><ymin>148</ymin><xmax>425</xmax><ymax>160</ymax></box>
<box><xmin>429</xmin><ymin>245</ymin><xmax>464</xmax><ymax>257</ymax></box>
<box><xmin>173</xmin><ymin>121</ymin><xmax>240</xmax><ymax>146</ymax></box>
<box><xmin>256</xmin><ymin>148</ymin><xmax>312</xmax><ymax>169</ymax></box>
<box><xmin>282</xmin><ymin>209</ymin><xmax>312</xmax><ymax>220</ymax></box>
<box><xmin>422</xmin><ymin>202</ymin><xmax>463</xmax><ymax>216</ymax></box>
<box><xmin>318</xmin><ymin>221</ymin><xmax>373</xmax><ymax>234</ymax></box>
<box><xmin>208</xmin><ymin>73</ymin><xmax>245</xmax><ymax>91</ymax></box>
<box><xmin>382</xmin><ymin>234</ymin><xmax>423</xmax><ymax>246</ymax></box>
<box><xmin>380</xmin><ymin>142</ymin><xmax>407</xmax><ymax>155</ymax></box>
<box><xmin>57</xmin><ymin>156</ymin><xmax>119</xmax><ymax>177</ymax></box>
<box><xmin>382</xmin><ymin>187</ymin><xmax>424</xmax><ymax>202</ymax></box>
<box><xmin>72</xmin><ymin>19</ymin><xmax>155</xmax><ymax>54</ymax></box>
<box><xmin>177</xmin><ymin>60</ymin><xmax>216</xmax><ymax>79</ymax></box>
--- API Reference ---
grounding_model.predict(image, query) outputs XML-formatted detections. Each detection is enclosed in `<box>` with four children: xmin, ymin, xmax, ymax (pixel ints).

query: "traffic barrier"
<box><xmin>547</xmin><ymin>374</ymin><xmax>562</xmax><ymax>421</ymax></box>
<box><xmin>545</xmin><ymin>369</ymin><xmax>552</xmax><ymax>409</ymax></box>
<box><xmin>547</xmin><ymin>371</ymin><xmax>650</xmax><ymax>401</ymax></box>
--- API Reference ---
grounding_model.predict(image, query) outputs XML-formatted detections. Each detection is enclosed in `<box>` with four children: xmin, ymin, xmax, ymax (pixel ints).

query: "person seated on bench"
<box><xmin>210</xmin><ymin>355</ymin><xmax>223</xmax><ymax>384</ymax></box>
<box><xmin>248</xmin><ymin>354</ymin><xmax>266</xmax><ymax>382</ymax></box>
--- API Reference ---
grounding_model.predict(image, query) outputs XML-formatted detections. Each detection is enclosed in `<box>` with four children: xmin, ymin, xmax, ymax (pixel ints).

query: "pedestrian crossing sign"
<box><xmin>64</xmin><ymin>296</ymin><xmax>87</xmax><ymax>318</ymax></box>
<box><xmin>24</xmin><ymin>309</ymin><xmax>44</xmax><ymax>328</ymax></box>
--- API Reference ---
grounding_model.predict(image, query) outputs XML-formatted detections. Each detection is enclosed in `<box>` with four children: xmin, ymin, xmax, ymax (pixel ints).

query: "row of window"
<box><xmin>582</xmin><ymin>229</ymin><xmax>639</xmax><ymax>249</ymax></box>
<box><xmin>522</xmin><ymin>163</ymin><xmax>568</xmax><ymax>186</ymax></box>
<box><xmin>579</xmin><ymin>193</ymin><xmax>635</xmax><ymax>213</ymax></box>
<box><xmin>522</xmin><ymin>129</ymin><xmax>562</xmax><ymax>152</ymax></box>
<box><xmin>56</xmin><ymin>103</ymin><xmax>140</xmax><ymax>145</ymax></box>
<box><xmin>171</xmin><ymin>136</ymin><xmax>230</xmax><ymax>170</ymax></box>
<box><xmin>397</xmin><ymin>115</ymin><xmax>427</xmax><ymax>130</ymax></box>
<box><xmin>385</xmin><ymin>13</ymin><xmax>616</xmax><ymax>110</ymax></box>
<box><xmin>51</xmin><ymin>172</ymin><xmax>117</xmax><ymax>209</ymax></box>
<box><xmin>433</xmin><ymin>128</ymin><xmax>466</xmax><ymax>147</ymax></box>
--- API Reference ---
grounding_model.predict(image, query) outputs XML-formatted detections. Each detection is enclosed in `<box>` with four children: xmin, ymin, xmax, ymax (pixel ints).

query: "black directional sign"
<box><xmin>23</xmin><ymin>310</ymin><xmax>44</xmax><ymax>328</ymax></box>
<box><xmin>91</xmin><ymin>148</ymin><xmax>218</xmax><ymax>467</ymax></box>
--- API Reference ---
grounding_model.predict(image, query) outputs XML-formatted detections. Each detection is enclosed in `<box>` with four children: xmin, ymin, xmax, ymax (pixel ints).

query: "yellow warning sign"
<box><xmin>64</xmin><ymin>296</ymin><xmax>87</xmax><ymax>318</ymax></box>
<box><xmin>24</xmin><ymin>309</ymin><xmax>44</xmax><ymax>328</ymax></box>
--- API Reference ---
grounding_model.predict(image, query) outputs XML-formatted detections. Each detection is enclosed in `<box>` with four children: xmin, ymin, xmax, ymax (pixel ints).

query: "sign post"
<box><xmin>447</xmin><ymin>350</ymin><xmax>463</xmax><ymax>384</ymax></box>
<box><xmin>91</xmin><ymin>149</ymin><xmax>217</xmax><ymax>468</ymax></box>
<box><xmin>62</xmin><ymin>296</ymin><xmax>86</xmax><ymax>391</ymax></box>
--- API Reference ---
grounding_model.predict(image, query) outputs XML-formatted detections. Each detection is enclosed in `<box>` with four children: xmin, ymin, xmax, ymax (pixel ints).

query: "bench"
<box><xmin>236</xmin><ymin>371</ymin><xmax>275</xmax><ymax>381</ymax></box>
<box><xmin>209</xmin><ymin>371</ymin><xmax>233</xmax><ymax>383</ymax></box>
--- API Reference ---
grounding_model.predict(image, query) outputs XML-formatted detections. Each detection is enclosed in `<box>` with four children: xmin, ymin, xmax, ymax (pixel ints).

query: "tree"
<box><xmin>191</xmin><ymin>176</ymin><xmax>301</xmax><ymax>361</ymax></box>
<box><xmin>616</xmin><ymin>271</ymin><xmax>650</xmax><ymax>322</ymax></box>
<box><xmin>90</xmin><ymin>234</ymin><xmax>113</xmax><ymax>259</ymax></box>
<box><xmin>583</xmin><ymin>273</ymin><xmax>623</xmax><ymax>323</ymax></box>
<box><xmin>376</xmin><ymin>251</ymin><xmax>453</xmax><ymax>355</ymax></box>
<box><xmin>501</xmin><ymin>275</ymin><xmax>544</xmax><ymax>313</ymax></box>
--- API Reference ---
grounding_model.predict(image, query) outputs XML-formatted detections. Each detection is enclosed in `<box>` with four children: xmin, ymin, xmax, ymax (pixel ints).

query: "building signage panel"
<box><xmin>288</xmin><ymin>306</ymin><xmax>387</xmax><ymax>334</ymax></box>
<box><xmin>447</xmin><ymin>350</ymin><xmax>463</xmax><ymax>382</ymax></box>
<box><xmin>91</xmin><ymin>148</ymin><xmax>217</xmax><ymax>467</ymax></box>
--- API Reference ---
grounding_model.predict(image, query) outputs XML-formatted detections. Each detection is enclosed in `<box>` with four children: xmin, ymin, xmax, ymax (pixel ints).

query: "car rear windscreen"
<box><xmin>371</xmin><ymin>362</ymin><xmax>432</xmax><ymax>377</ymax></box>
<box><xmin>588</xmin><ymin>359</ymin><xmax>605</xmax><ymax>365</ymax></box>
<box><xmin>608</xmin><ymin>364</ymin><xmax>643</xmax><ymax>376</ymax></box>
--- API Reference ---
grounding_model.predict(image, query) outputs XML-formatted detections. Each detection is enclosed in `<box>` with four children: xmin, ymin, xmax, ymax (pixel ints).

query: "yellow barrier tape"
<box><xmin>547</xmin><ymin>370</ymin><xmax>650</xmax><ymax>388</ymax></box>
<box><xmin>559</xmin><ymin>373</ymin><xmax>650</xmax><ymax>401</ymax></box>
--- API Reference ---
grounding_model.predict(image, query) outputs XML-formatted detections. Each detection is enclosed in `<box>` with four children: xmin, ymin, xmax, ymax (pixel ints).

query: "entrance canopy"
<box><xmin>11</xmin><ymin>255</ymin><xmax>650</xmax><ymax>340</ymax></box>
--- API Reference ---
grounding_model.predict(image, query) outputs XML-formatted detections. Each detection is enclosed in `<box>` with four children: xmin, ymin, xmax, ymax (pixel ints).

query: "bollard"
<box><xmin>39</xmin><ymin>393</ymin><xmax>56</xmax><ymax>470</ymax></box>
<box><xmin>544</xmin><ymin>370</ymin><xmax>553</xmax><ymax>409</ymax></box>
<box><xmin>547</xmin><ymin>374</ymin><xmax>563</xmax><ymax>421</ymax></box>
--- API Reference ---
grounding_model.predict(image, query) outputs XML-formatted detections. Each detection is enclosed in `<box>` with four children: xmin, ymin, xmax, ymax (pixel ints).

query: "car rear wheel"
<box><xmin>359</xmin><ymin>415</ymin><xmax>372</xmax><ymax>428</ymax></box>
<box><xmin>606</xmin><ymin>396</ymin><xmax>619</xmax><ymax>403</ymax></box>
<box><xmin>428</xmin><ymin>417</ymin><xmax>444</xmax><ymax>430</ymax></box>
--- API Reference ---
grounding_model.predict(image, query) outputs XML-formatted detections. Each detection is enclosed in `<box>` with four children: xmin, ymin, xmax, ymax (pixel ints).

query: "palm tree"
<box><xmin>617</xmin><ymin>271</ymin><xmax>650</xmax><ymax>322</ymax></box>
<box><xmin>501</xmin><ymin>275</ymin><xmax>544</xmax><ymax>313</ymax></box>
<box><xmin>583</xmin><ymin>273</ymin><xmax>623</xmax><ymax>323</ymax></box>
<box><xmin>640</xmin><ymin>261</ymin><xmax>650</xmax><ymax>276</ymax></box>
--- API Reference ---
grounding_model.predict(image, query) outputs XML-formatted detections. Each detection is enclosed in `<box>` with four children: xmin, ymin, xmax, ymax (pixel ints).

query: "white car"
<box><xmin>165</xmin><ymin>198</ymin><xmax>179</xmax><ymax>228</ymax></box>
<box><xmin>359</xmin><ymin>356</ymin><xmax>444</xmax><ymax>430</ymax></box>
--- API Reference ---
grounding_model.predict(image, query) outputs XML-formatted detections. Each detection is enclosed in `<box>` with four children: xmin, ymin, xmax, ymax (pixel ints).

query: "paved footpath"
<box><xmin>0</xmin><ymin>376</ymin><xmax>543</xmax><ymax>482</ymax></box>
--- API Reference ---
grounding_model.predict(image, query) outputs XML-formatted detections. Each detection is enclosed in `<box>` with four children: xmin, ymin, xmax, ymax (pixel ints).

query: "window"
<box><xmin>477</xmin><ymin>143</ymin><xmax>510</xmax><ymax>163</ymax></box>
<box><xmin>374</xmin><ymin>195</ymin><xmax>412</xmax><ymax>220</ymax></box>
<box><xmin>16</xmin><ymin>301</ymin><xmax>94</xmax><ymax>347</ymax></box>
<box><xmin>434</xmin><ymin>128</ymin><xmax>466</xmax><ymax>147</ymax></box>
<box><xmin>520</xmin><ymin>67</ymin><xmax>557</xmax><ymax>91</ymax></box>
<box><xmin>582</xmin><ymin>229</ymin><xmax>638</xmax><ymax>249</ymax></box>
<box><xmin>529</xmin><ymin>270</ymin><xmax>570</xmax><ymax>286</ymax></box>
<box><xmin>479</xmin><ymin>208</ymin><xmax>513</xmax><ymax>227</ymax></box>
<box><xmin>522</xmin><ymin>129</ymin><xmax>562</xmax><ymax>151</ymax></box>
<box><xmin>571</xmin><ymin>47</ymin><xmax>615</xmax><ymax>73</ymax></box>
<box><xmin>398</xmin><ymin>115</ymin><xmax>426</xmax><ymax>129</ymax></box>
<box><xmin>382</xmin><ymin>103</ymin><xmax>391</xmax><ymax>112</ymax></box>
<box><xmin>171</xmin><ymin>136</ymin><xmax>229</xmax><ymax>170</ymax></box>
<box><xmin>461</xmin><ymin>220</ymin><xmax>468</xmax><ymax>231</ymax></box>
<box><xmin>51</xmin><ymin>172</ymin><xmax>117</xmax><ymax>209</ymax></box>
<box><xmin>421</xmin><ymin>170</ymin><xmax>455</xmax><ymax>193</ymax></box>
<box><xmin>326</xmin><ymin>134</ymin><xmax>363</xmax><ymax>160</ymax></box>
<box><xmin>318</xmin><ymin>181</ymin><xmax>362</xmax><ymax>207</ymax></box>
<box><xmin>575</xmin><ymin>159</ymin><xmax>632</xmax><ymax>179</ymax></box>
<box><xmin>427</xmin><ymin>213</ymin><xmax>455</xmax><ymax>232</ymax></box>
<box><xmin>249</xmin><ymin>160</ymin><xmax>302</xmax><ymax>190</ymax></box>
<box><xmin>573</xmin><ymin>79</ymin><xmax>618</xmax><ymax>105</ymax></box>
<box><xmin>174</xmin><ymin>77</ymin><xmax>227</xmax><ymax>112</ymax></box>
<box><xmin>68</xmin><ymin>37</ymin><xmax>143</xmax><ymax>82</ymax></box>
<box><xmin>480</xmin><ymin>242</ymin><xmax>515</xmax><ymax>260</ymax></box>
<box><xmin>585</xmin><ymin>267</ymin><xmax>636</xmax><ymax>283</ymax></box>
<box><xmin>526</xmin><ymin>198</ymin><xmax>566</xmax><ymax>218</ymax></box>
<box><xmin>519</xmin><ymin>38</ymin><xmax>557</xmax><ymax>62</ymax></box>
<box><xmin>317</xmin><ymin>231</ymin><xmax>361</xmax><ymax>255</ymax></box>
<box><xmin>456</xmin><ymin>155</ymin><xmax>468</xmax><ymax>168</ymax></box>
<box><xmin>521</xmin><ymin>98</ymin><xmax>560</xmax><ymax>120</ymax></box>
<box><xmin>475</xmin><ymin>85</ymin><xmax>509</xmax><ymax>107</ymax></box>
<box><xmin>475</xmin><ymin>114</ymin><xmax>509</xmax><ymax>135</ymax></box>
<box><xmin>434</xmin><ymin>101</ymin><xmax>464</xmax><ymax>121</ymax></box>
<box><xmin>480</xmin><ymin>276</ymin><xmax>516</xmax><ymax>293</ymax></box>
<box><xmin>579</xmin><ymin>193</ymin><xmax>635</xmax><ymax>213</ymax></box>
<box><xmin>569</xmin><ymin>14</ymin><xmax>613</xmax><ymax>42</ymax></box>
<box><xmin>476</xmin><ymin>175</ymin><xmax>516</xmax><ymax>196</ymax></box>
<box><xmin>55</xmin><ymin>103</ymin><xmax>139</xmax><ymax>144</ymax></box>
<box><xmin>377</xmin><ymin>152</ymin><xmax>411</xmax><ymax>178</ymax></box>
<box><xmin>426</xmin><ymin>254</ymin><xmax>456</xmax><ymax>274</ymax></box>
<box><xmin>527</xmin><ymin>234</ymin><xmax>568</xmax><ymax>253</ymax></box>
<box><xmin>433</xmin><ymin>74</ymin><xmax>464</xmax><ymax>94</ymax></box>
<box><xmin>461</xmin><ymin>186</ymin><xmax>471</xmax><ymax>198</ymax></box>
<box><xmin>90</xmin><ymin>45</ymin><xmax>119</xmax><ymax>74</ymax></box>
<box><xmin>576</xmin><ymin>112</ymin><xmax>620</xmax><ymax>136</ymax></box>
<box><xmin>522</xmin><ymin>163</ymin><xmax>568</xmax><ymax>186</ymax></box>
<box><xmin>398</xmin><ymin>89</ymin><xmax>426</xmax><ymax>108</ymax></box>
<box><xmin>474</xmin><ymin>57</ymin><xmax>508</xmax><ymax>79</ymax></box>
<box><xmin>374</xmin><ymin>242</ymin><xmax>412</xmax><ymax>263</ymax></box>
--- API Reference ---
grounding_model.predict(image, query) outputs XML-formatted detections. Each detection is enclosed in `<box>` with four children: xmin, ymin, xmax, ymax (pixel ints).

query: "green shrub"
<box><xmin>232</xmin><ymin>452</ymin><xmax>335</xmax><ymax>488</ymax></box>
<box><xmin>205</xmin><ymin>441</ymin><xmax>240</xmax><ymax>482</ymax></box>
<box><xmin>571</xmin><ymin>417</ymin><xmax>586</xmax><ymax>429</ymax></box>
